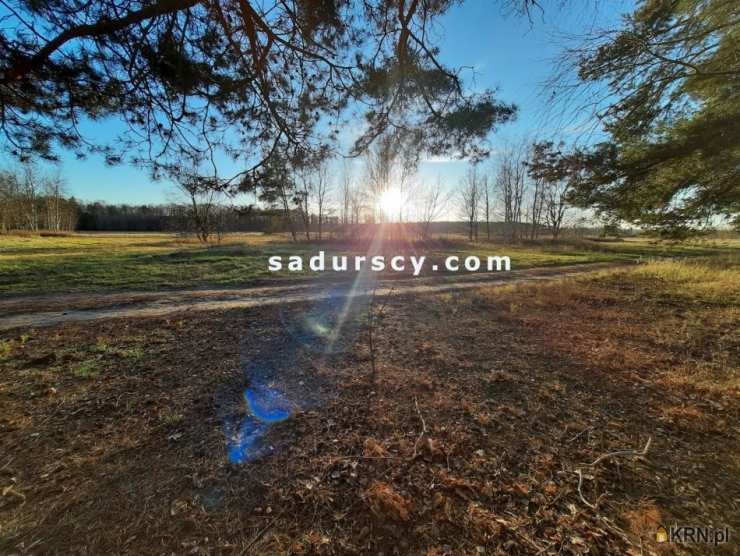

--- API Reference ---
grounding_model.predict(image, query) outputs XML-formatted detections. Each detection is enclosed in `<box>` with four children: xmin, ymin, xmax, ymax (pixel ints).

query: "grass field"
<box><xmin>1</xmin><ymin>256</ymin><xmax>737</xmax><ymax>553</ymax></box>
<box><xmin>1</xmin><ymin>231</ymin><xmax>738</xmax><ymax>295</ymax></box>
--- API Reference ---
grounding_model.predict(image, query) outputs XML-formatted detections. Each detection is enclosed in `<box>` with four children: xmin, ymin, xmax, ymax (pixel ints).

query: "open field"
<box><xmin>1</xmin><ymin>256</ymin><xmax>738</xmax><ymax>554</ymax></box>
<box><xmin>1</xmin><ymin>232</ymin><xmax>738</xmax><ymax>296</ymax></box>
<box><xmin>1</xmin><ymin>1</ymin><xmax>737</xmax><ymax>554</ymax></box>
<box><xmin>0</xmin><ymin>262</ymin><xmax>627</xmax><ymax>328</ymax></box>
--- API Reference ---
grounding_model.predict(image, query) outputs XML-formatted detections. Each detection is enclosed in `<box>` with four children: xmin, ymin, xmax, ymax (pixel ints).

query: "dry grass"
<box><xmin>486</xmin><ymin>256</ymin><xmax>740</xmax><ymax>393</ymax></box>
<box><xmin>631</xmin><ymin>255</ymin><xmax>740</xmax><ymax>303</ymax></box>
<box><xmin>0</xmin><ymin>256</ymin><xmax>738</xmax><ymax>554</ymax></box>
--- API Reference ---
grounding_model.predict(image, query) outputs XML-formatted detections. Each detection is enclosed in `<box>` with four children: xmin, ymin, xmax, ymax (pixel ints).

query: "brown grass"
<box><xmin>363</xmin><ymin>481</ymin><xmax>411</xmax><ymax>522</ymax></box>
<box><xmin>0</xmin><ymin>257</ymin><xmax>737</xmax><ymax>554</ymax></box>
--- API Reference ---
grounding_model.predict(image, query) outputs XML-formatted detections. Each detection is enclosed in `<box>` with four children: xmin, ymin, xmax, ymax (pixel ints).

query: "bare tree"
<box><xmin>20</xmin><ymin>163</ymin><xmax>41</xmax><ymax>232</ymax></box>
<box><xmin>482</xmin><ymin>174</ymin><xmax>492</xmax><ymax>241</ymax></box>
<box><xmin>545</xmin><ymin>180</ymin><xmax>570</xmax><ymax>239</ymax></box>
<box><xmin>525</xmin><ymin>140</ymin><xmax>558</xmax><ymax>240</ymax></box>
<box><xmin>0</xmin><ymin>170</ymin><xmax>20</xmax><ymax>232</ymax></box>
<box><xmin>364</xmin><ymin>133</ymin><xmax>416</xmax><ymax>223</ymax></box>
<box><xmin>297</xmin><ymin>170</ymin><xmax>313</xmax><ymax>241</ymax></box>
<box><xmin>315</xmin><ymin>164</ymin><xmax>331</xmax><ymax>241</ymax></box>
<box><xmin>175</xmin><ymin>173</ymin><xmax>222</xmax><ymax>243</ymax></box>
<box><xmin>295</xmin><ymin>160</ymin><xmax>332</xmax><ymax>240</ymax></box>
<box><xmin>277</xmin><ymin>181</ymin><xmax>298</xmax><ymax>241</ymax></box>
<box><xmin>494</xmin><ymin>145</ymin><xmax>526</xmax><ymax>241</ymax></box>
<box><xmin>529</xmin><ymin>176</ymin><xmax>546</xmax><ymax>240</ymax></box>
<box><xmin>526</xmin><ymin>140</ymin><xmax>576</xmax><ymax>240</ymax></box>
<box><xmin>0</xmin><ymin>165</ymin><xmax>78</xmax><ymax>232</ymax></box>
<box><xmin>459</xmin><ymin>166</ymin><xmax>482</xmax><ymax>241</ymax></box>
<box><xmin>417</xmin><ymin>178</ymin><xmax>450</xmax><ymax>239</ymax></box>
<box><xmin>339</xmin><ymin>162</ymin><xmax>353</xmax><ymax>226</ymax></box>
<box><xmin>350</xmin><ymin>182</ymin><xmax>366</xmax><ymax>228</ymax></box>
<box><xmin>43</xmin><ymin>172</ymin><xmax>66</xmax><ymax>232</ymax></box>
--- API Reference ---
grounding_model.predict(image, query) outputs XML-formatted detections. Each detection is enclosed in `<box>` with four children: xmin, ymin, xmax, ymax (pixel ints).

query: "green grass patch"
<box><xmin>159</xmin><ymin>413</ymin><xmax>184</xmax><ymax>427</ymax></box>
<box><xmin>50</xmin><ymin>338</ymin><xmax>148</xmax><ymax>379</ymax></box>
<box><xmin>73</xmin><ymin>360</ymin><xmax>101</xmax><ymax>379</ymax></box>
<box><xmin>90</xmin><ymin>340</ymin><xmax>113</xmax><ymax>354</ymax></box>
<box><xmin>89</xmin><ymin>340</ymin><xmax>143</xmax><ymax>358</ymax></box>
<box><xmin>117</xmin><ymin>346</ymin><xmax>145</xmax><ymax>359</ymax></box>
<box><xmin>0</xmin><ymin>233</ymin><xmax>323</xmax><ymax>295</ymax></box>
<box><xmin>0</xmin><ymin>339</ymin><xmax>12</xmax><ymax>360</ymax></box>
<box><xmin>1</xmin><ymin>232</ymin><xmax>737</xmax><ymax>295</ymax></box>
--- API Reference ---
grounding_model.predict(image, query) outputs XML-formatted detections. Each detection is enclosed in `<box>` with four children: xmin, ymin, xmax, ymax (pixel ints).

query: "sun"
<box><xmin>378</xmin><ymin>187</ymin><xmax>404</xmax><ymax>220</ymax></box>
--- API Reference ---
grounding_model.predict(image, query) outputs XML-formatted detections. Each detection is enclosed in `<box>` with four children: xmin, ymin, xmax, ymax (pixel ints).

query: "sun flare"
<box><xmin>378</xmin><ymin>187</ymin><xmax>404</xmax><ymax>220</ymax></box>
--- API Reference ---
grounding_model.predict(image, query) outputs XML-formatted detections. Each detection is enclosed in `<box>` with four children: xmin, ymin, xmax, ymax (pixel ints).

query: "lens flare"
<box><xmin>245</xmin><ymin>385</ymin><xmax>291</xmax><ymax>422</ymax></box>
<box><xmin>226</xmin><ymin>415</ymin><xmax>269</xmax><ymax>463</ymax></box>
<box><xmin>226</xmin><ymin>227</ymin><xmax>386</xmax><ymax>464</ymax></box>
<box><xmin>226</xmin><ymin>384</ymin><xmax>291</xmax><ymax>464</ymax></box>
<box><xmin>304</xmin><ymin>316</ymin><xmax>331</xmax><ymax>338</ymax></box>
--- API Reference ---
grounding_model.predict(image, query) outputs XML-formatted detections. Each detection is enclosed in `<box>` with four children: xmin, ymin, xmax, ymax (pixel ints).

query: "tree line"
<box><xmin>1</xmin><ymin>144</ymin><xmax>604</xmax><ymax>242</ymax></box>
<box><xmin>174</xmin><ymin>132</ymin><xmax>607</xmax><ymax>243</ymax></box>
<box><xmin>458</xmin><ymin>140</ymin><xmax>597</xmax><ymax>243</ymax></box>
<box><xmin>0</xmin><ymin>162</ymin><xmax>342</xmax><ymax>237</ymax></box>
<box><xmin>0</xmin><ymin>164</ymin><xmax>77</xmax><ymax>232</ymax></box>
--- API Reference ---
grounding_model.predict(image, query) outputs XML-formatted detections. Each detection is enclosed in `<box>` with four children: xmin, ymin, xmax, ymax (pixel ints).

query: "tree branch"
<box><xmin>0</xmin><ymin>0</ymin><xmax>201</xmax><ymax>85</ymax></box>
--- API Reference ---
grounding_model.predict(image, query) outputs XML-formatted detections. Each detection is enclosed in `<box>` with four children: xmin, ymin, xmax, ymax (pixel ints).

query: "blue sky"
<box><xmin>6</xmin><ymin>1</ymin><xmax>632</xmax><ymax>205</ymax></box>
<box><xmin>413</xmin><ymin>1</ymin><xmax>632</xmax><ymax>186</ymax></box>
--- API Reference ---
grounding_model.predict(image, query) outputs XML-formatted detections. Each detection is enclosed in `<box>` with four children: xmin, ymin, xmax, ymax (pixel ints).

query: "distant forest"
<box><xmin>1</xmin><ymin>164</ymin><xmax>609</xmax><ymax>239</ymax></box>
<box><xmin>0</xmin><ymin>164</ymin><xmax>312</xmax><ymax>235</ymax></box>
<box><xmin>3</xmin><ymin>196</ymin><xmax>606</xmax><ymax>240</ymax></box>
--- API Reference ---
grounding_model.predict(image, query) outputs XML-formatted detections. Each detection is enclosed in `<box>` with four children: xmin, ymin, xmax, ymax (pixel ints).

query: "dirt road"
<box><xmin>0</xmin><ymin>262</ymin><xmax>630</xmax><ymax>330</ymax></box>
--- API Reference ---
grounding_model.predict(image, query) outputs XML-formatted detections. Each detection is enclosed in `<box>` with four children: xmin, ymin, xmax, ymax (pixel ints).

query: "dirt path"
<box><xmin>0</xmin><ymin>262</ymin><xmax>630</xmax><ymax>330</ymax></box>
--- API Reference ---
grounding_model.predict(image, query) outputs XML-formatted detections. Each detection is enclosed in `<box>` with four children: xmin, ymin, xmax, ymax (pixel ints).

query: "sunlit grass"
<box><xmin>629</xmin><ymin>255</ymin><xmax>740</xmax><ymax>305</ymax></box>
<box><xmin>0</xmin><ymin>232</ymin><xmax>318</xmax><ymax>294</ymax></box>
<box><xmin>471</xmin><ymin>255</ymin><xmax>739</xmax><ymax>394</ymax></box>
<box><xmin>0</xmin><ymin>232</ymin><xmax>737</xmax><ymax>295</ymax></box>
